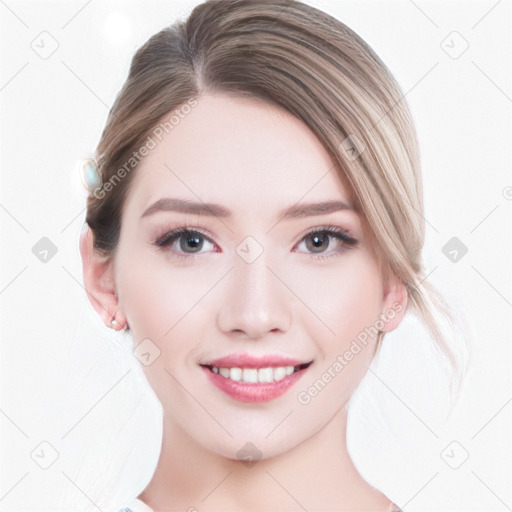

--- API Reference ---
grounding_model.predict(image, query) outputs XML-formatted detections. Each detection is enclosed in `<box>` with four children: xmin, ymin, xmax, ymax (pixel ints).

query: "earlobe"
<box><xmin>79</xmin><ymin>224</ymin><xmax>127</xmax><ymax>330</ymax></box>
<box><xmin>380</xmin><ymin>272</ymin><xmax>408</xmax><ymax>333</ymax></box>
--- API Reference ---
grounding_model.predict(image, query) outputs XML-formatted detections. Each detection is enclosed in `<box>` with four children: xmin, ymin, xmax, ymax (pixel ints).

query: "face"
<box><xmin>93</xmin><ymin>93</ymin><xmax>406</xmax><ymax>460</ymax></box>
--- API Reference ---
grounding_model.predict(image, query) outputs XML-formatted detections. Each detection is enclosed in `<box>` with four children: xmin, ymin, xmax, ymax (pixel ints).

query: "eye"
<box><xmin>154</xmin><ymin>228</ymin><xmax>217</xmax><ymax>260</ymax></box>
<box><xmin>294</xmin><ymin>226</ymin><xmax>359</xmax><ymax>260</ymax></box>
<box><xmin>153</xmin><ymin>224</ymin><xmax>359</xmax><ymax>262</ymax></box>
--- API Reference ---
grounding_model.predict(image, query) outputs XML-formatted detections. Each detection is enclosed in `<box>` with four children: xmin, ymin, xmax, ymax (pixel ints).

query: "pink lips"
<box><xmin>199</xmin><ymin>352</ymin><xmax>313</xmax><ymax>403</ymax></box>
<box><xmin>204</xmin><ymin>353</ymin><xmax>310</xmax><ymax>369</ymax></box>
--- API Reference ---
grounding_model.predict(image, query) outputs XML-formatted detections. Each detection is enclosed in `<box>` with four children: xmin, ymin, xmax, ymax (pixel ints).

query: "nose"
<box><xmin>216</xmin><ymin>252</ymin><xmax>292</xmax><ymax>340</ymax></box>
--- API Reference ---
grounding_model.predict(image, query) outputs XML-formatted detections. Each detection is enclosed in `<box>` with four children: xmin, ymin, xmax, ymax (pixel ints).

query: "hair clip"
<box><xmin>79</xmin><ymin>158</ymin><xmax>103</xmax><ymax>193</ymax></box>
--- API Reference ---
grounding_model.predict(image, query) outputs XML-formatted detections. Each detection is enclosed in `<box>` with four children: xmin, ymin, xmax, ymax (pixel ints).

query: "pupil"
<box><xmin>307</xmin><ymin>233</ymin><xmax>328</xmax><ymax>253</ymax></box>
<box><xmin>180</xmin><ymin>233</ymin><xmax>203</xmax><ymax>253</ymax></box>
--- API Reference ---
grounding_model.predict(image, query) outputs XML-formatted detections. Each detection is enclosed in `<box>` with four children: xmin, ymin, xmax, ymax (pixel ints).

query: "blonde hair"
<box><xmin>86</xmin><ymin>0</ymin><xmax>469</xmax><ymax>397</ymax></box>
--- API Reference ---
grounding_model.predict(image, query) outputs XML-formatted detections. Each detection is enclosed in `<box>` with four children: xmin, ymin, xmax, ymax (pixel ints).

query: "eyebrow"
<box><xmin>140</xmin><ymin>197</ymin><xmax>355</xmax><ymax>220</ymax></box>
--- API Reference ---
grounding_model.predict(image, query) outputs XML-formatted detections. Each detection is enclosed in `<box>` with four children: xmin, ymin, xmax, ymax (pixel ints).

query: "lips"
<box><xmin>201</xmin><ymin>353</ymin><xmax>312</xmax><ymax>369</ymax></box>
<box><xmin>199</xmin><ymin>353</ymin><xmax>313</xmax><ymax>402</ymax></box>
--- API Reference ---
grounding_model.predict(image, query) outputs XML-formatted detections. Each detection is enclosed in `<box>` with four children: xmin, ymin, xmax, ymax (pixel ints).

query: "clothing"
<box><xmin>116</xmin><ymin>497</ymin><xmax>154</xmax><ymax>512</ymax></box>
<box><xmin>116</xmin><ymin>498</ymin><xmax>402</xmax><ymax>511</ymax></box>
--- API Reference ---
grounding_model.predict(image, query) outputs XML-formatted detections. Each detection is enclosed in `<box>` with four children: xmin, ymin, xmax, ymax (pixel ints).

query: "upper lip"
<box><xmin>200</xmin><ymin>353</ymin><xmax>313</xmax><ymax>369</ymax></box>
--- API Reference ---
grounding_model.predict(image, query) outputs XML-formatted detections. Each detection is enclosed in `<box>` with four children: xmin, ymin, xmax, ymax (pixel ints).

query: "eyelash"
<box><xmin>153</xmin><ymin>224</ymin><xmax>359</xmax><ymax>262</ymax></box>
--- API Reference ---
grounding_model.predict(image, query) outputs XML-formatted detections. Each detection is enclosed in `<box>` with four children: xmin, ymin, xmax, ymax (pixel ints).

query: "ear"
<box><xmin>380</xmin><ymin>269</ymin><xmax>408</xmax><ymax>333</ymax></box>
<box><xmin>79</xmin><ymin>224</ymin><xmax>127</xmax><ymax>330</ymax></box>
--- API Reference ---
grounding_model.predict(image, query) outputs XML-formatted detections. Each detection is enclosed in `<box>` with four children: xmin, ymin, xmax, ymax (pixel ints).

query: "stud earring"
<box><xmin>110</xmin><ymin>315</ymin><xmax>122</xmax><ymax>330</ymax></box>
<box><xmin>110</xmin><ymin>314</ymin><xmax>128</xmax><ymax>331</ymax></box>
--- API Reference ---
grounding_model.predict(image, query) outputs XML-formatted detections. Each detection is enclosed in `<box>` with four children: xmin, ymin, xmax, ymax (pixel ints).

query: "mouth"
<box><xmin>200</xmin><ymin>361</ymin><xmax>313</xmax><ymax>383</ymax></box>
<box><xmin>199</xmin><ymin>357</ymin><xmax>313</xmax><ymax>403</ymax></box>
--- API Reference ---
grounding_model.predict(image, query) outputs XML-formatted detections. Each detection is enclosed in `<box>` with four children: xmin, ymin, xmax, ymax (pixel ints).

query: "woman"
<box><xmin>79</xmin><ymin>0</ymin><xmax>466</xmax><ymax>510</ymax></box>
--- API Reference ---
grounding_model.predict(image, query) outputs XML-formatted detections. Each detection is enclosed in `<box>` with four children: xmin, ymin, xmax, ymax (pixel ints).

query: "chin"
<box><xmin>199</xmin><ymin>427</ymin><xmax>308</xmax><ymax>464</ymax></box>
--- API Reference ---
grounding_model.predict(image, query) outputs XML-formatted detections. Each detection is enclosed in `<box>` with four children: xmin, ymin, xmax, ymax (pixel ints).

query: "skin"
<box><xmin>80</xmin><ymin>93</ymin><xmax>408</xmax><ymax>511</ymax></box>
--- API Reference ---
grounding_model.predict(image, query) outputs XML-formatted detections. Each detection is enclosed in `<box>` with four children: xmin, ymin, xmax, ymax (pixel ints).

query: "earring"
<box><xmin>110</xmin><ymin>314</ymin><xmax>129</xmax><ymax>331</ymax></box>
<box><xmin>79</xmin><ymin>158</ymin><xmax>103</xmax><ymax>194</ymax></box>
<box><xmin>110</xmin><ymin>315</ymin><xmax>122</xmax><ymax>330</ymax></box>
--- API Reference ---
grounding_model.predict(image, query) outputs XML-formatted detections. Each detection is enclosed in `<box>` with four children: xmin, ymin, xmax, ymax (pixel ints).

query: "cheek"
<box><xmin>289</xmin><ymin>253</ymin><xmax>384</xmax><ymax>344</ymax></box>
<box><xmin>118</xmin><ymin>269</ymin><xmax>170</xmax><ymax>340</ymax></box>
<box><xmin>120</xmin><ymin>246</ymin><xmax>383</xmax><ymax>348</ymax></box>
<box><xmin>117</xmin><ymin>260</ymin><xmax>210</xmax><ymax>396</ymax></box>
<box><xmin>294</xmin><ymin>261</ymin><xmax>383</xmax><ymax>413</ymax></box>
<box><xmin>117</xmin><ymin>252</ymin><xmax>221</xmax><ymax>346</ymax></box>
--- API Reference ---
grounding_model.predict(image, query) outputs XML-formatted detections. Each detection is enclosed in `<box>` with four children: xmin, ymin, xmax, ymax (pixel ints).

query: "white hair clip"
<box><xmin>79</xmin><ymin>158</ymin><xmax>103</xmax><ymax>193</ymax></box>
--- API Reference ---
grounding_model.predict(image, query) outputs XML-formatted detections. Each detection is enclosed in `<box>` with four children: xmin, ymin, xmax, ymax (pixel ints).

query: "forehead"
<box><xmin>126</xmin><ymin>93</ymin><xmax>354</xmax><ymax>217</ymax></box>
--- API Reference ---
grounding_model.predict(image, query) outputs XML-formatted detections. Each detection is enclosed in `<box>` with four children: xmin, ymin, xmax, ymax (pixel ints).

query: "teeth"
<box><xmin>210</xmin><ymin>365</ymin><xmax>298</xmax><ymax>383</ymax></box>
<box><xmin>273</xmin><ymin>367</ymin><xmax>286</xmax><ymax>381</ymax></box>
<box><xmin>258</xmin><ymin>367</ymin><xmax>273</xmax><ymax>383</ymax></box>
<box><xmin>229</xmin><ymin>368</ymin><xmax>242</xmax><ymax>381</ymax></box>
<box><xmin>242</xmin><ymin>368</ymin><xmax>258</xmax><ymax>383</ymax></box>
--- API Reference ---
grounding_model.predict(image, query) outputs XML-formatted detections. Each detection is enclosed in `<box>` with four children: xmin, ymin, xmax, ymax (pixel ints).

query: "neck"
<box><xmin>138</xmin><ymin>405</ymin><xmax>391</xmax><ymax>511</ymax></box>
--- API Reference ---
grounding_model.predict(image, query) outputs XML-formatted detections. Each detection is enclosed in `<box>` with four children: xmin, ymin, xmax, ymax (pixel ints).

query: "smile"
<box><xmin>203</xmin><ymin>363</ymin><xmax>311</xmax><ymax>383</ymax></box>
<box><xmin>199</xmin><ymin>355</ymin><xmax>313</xmax><ymax>403</ymax></box>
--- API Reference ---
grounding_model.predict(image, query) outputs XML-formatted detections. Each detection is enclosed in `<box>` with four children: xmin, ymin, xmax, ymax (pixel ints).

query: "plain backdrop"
<box><xmin>0</xmin><ymin>0</ymin><xmax>511</xmax><ymax>510</ymax></box>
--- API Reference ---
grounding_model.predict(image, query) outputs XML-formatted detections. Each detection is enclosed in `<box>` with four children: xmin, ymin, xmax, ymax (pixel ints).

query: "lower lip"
<box><xmin>201</xmin><ymin>366</ymin><xmax>309</xmax><ymax>403</ymax></box>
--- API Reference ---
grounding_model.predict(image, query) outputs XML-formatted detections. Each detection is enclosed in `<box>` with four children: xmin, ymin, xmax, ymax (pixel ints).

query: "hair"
<box><xmin>85</xmin><ymin>0</ymin><xmax>469</xmax><ymax>398</ymax></box>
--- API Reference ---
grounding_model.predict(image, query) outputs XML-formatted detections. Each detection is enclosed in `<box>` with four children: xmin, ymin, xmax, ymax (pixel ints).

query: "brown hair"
<box><xmin>85</xmin><ymin>0</ymin><xmax>468</xmax><ymax>395</ymax></box>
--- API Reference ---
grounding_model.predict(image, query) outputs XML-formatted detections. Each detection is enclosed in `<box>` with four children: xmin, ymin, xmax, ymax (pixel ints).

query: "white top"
<box><xmin>116</xmin><ymin>497</ymin><xmax>154</xmax><ymax>512</ymax></box>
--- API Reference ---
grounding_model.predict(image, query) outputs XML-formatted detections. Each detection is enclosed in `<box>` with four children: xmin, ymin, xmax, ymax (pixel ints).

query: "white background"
<box><xmin>0</xmin><ymin>0</ymin><xmax>511</xmax><ymax>510</ymax></box>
